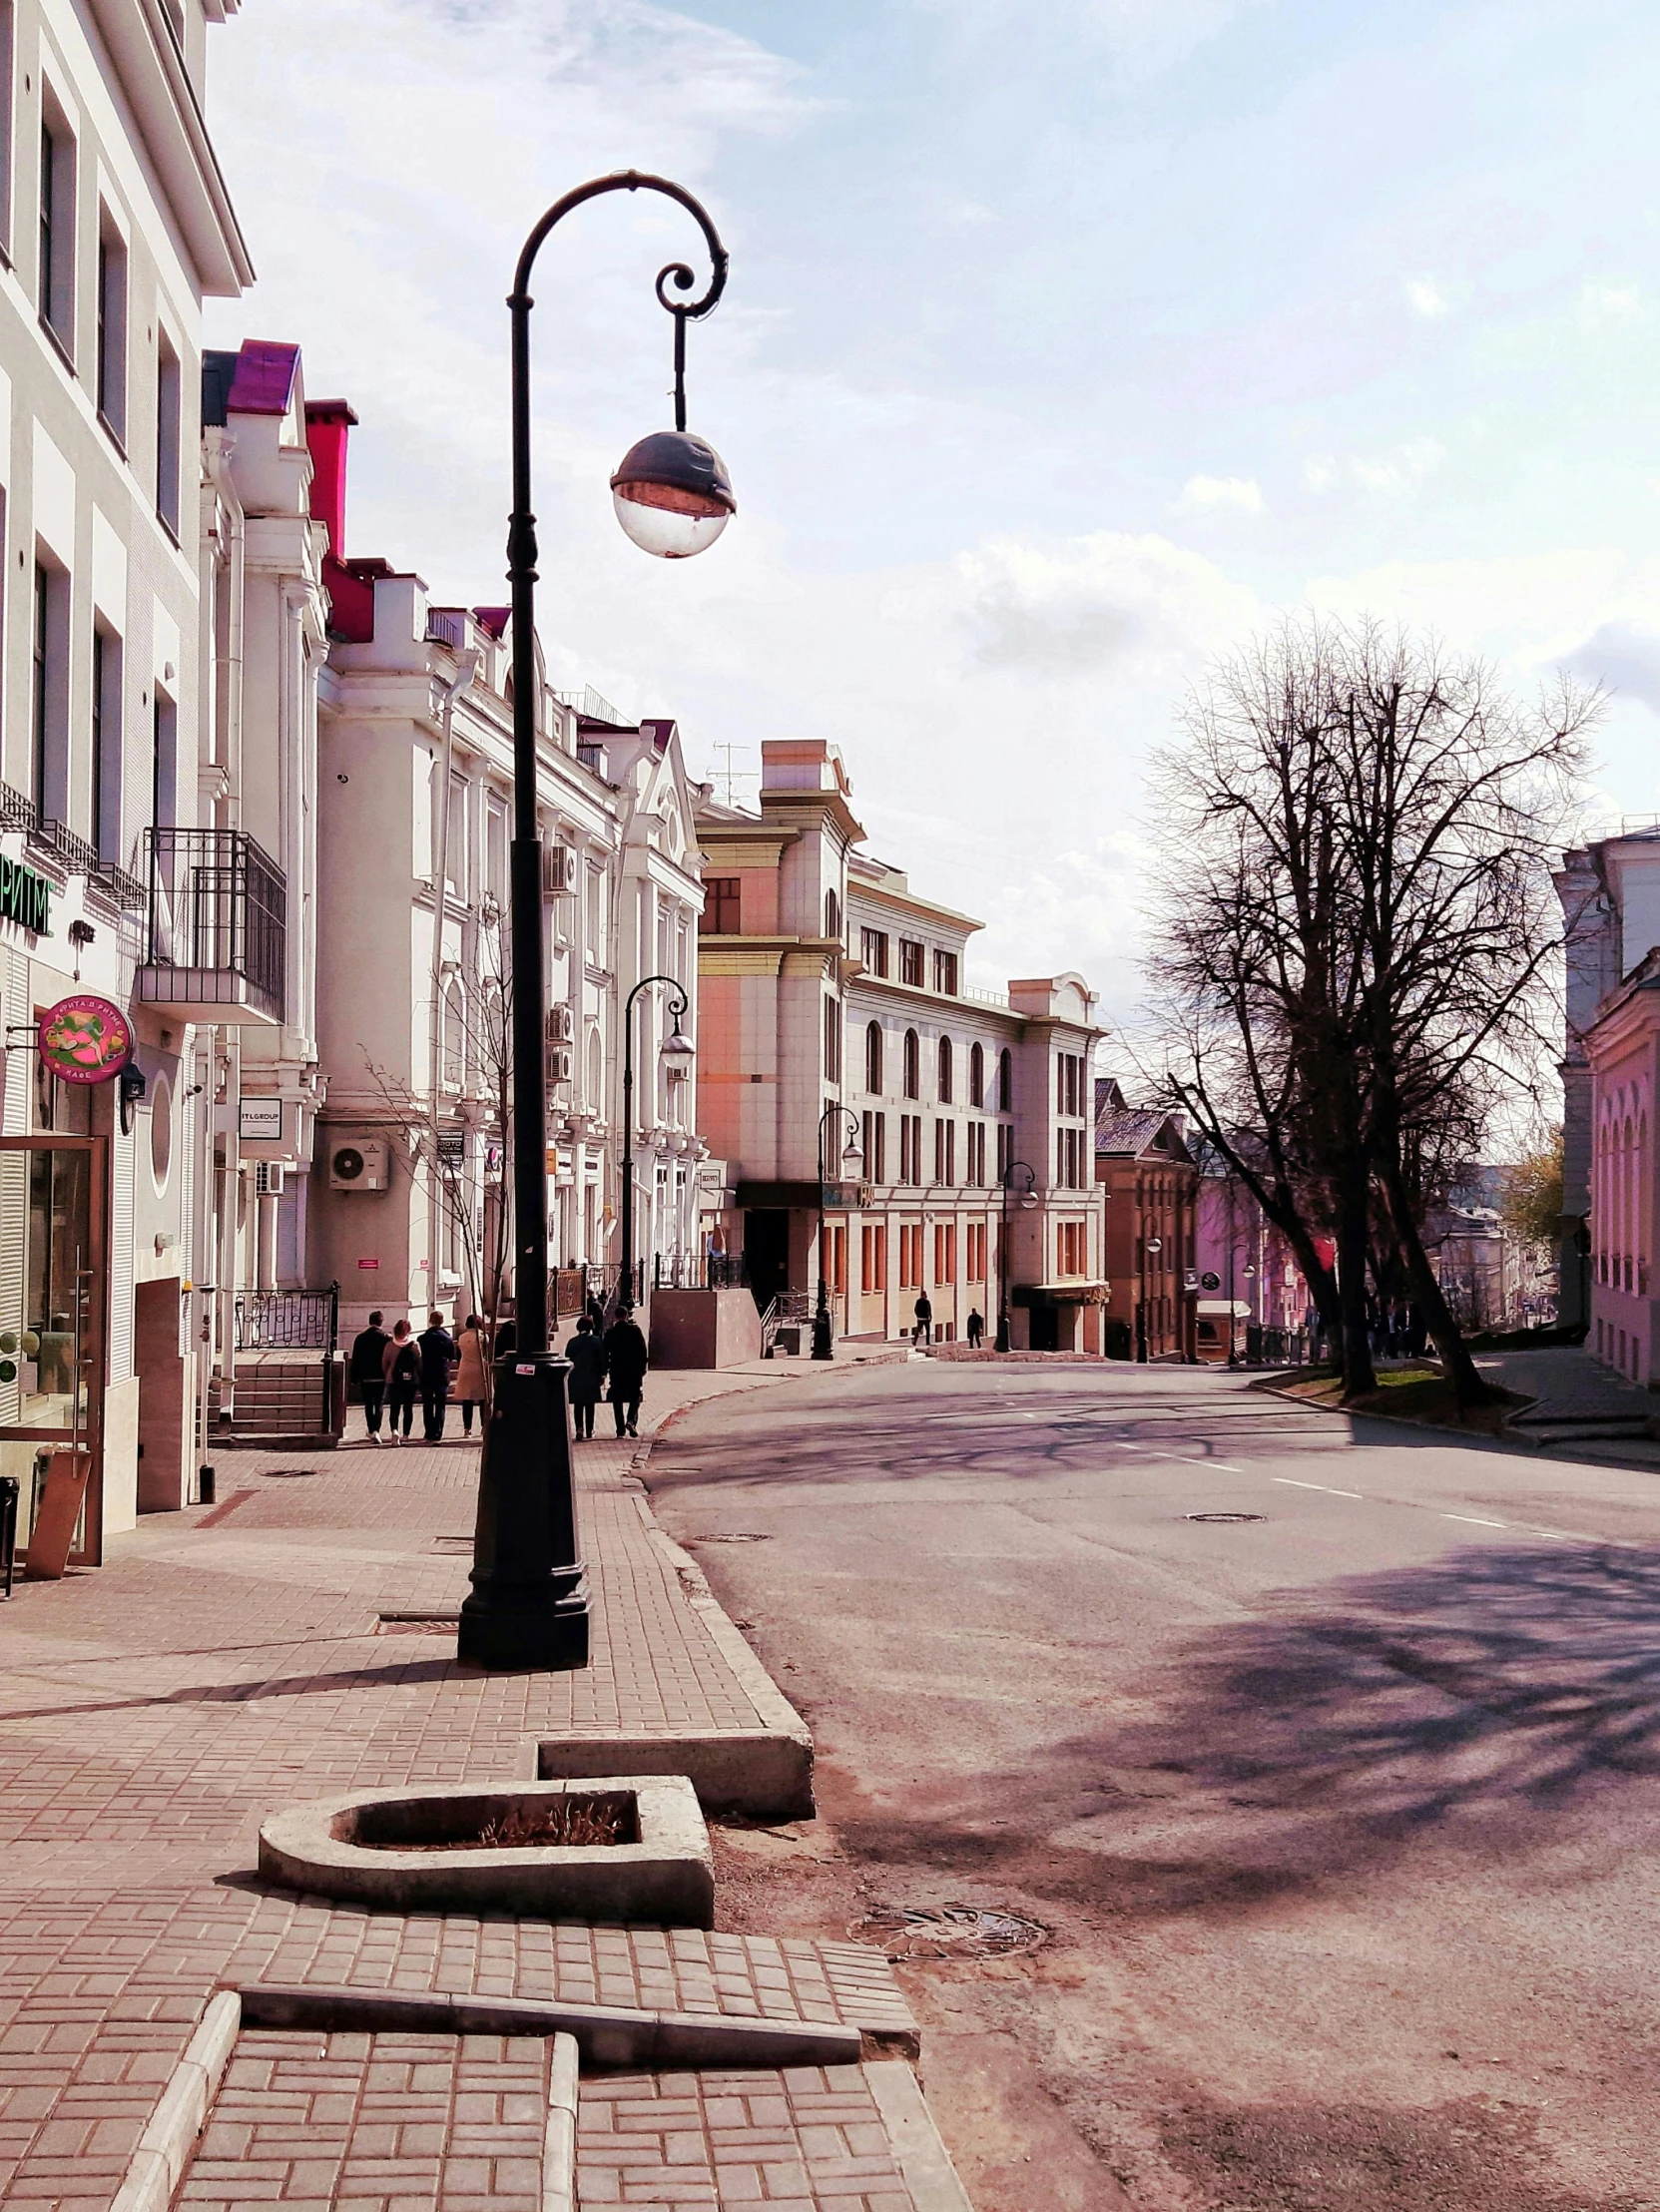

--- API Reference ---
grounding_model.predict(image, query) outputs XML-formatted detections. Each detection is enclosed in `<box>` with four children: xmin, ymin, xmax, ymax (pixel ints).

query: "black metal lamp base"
<box><xmin>457</xmin><ymin>1354</ymin><xmax>591</xmax><ymax>1673</ymax></box>
<box><xmin>811</xmin><ymin>1312</ymin><xmax>833</xmax><ymax>1360</ymax></box>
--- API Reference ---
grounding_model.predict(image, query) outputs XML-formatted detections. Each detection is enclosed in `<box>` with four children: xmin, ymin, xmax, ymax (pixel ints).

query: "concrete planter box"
<box><xmin>258</xmin><ymin>1776</ymin><xmax>714</xmax><ymax>1927</ymax></box>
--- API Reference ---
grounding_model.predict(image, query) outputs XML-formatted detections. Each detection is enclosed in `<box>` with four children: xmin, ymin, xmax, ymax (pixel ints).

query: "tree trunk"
<box><xmin>1379</xmin><ymin>1144</ymin><xmax>1493</xmax><ymax>1408</ymax></box>
<box><xmin>1336</xmin><ymin>1148</ymin><xmax>1378</xmax><ymax>1398</ymax></box>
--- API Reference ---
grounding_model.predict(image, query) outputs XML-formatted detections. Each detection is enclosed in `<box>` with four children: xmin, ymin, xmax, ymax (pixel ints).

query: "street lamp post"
<box><xmin>813</xmin><ymin>1106</ymin><xmax>863</xmax><ymax>1361</ymax></box>
<box><xmin>620</xmin><ymin>975</ymin><xmax>694</xmax><ymax>1314</ymax></box>
<box><xmin>459</xmin><ymin>173</ymin><xmax>733</xmax><ymax>1674</ymax></box>
<box><xmin>1140</xmin><ymin>1236</ymin><xmax>1163</xmax><ymax>1363</ymax></box>
<box><xmin>995</xmin><ymin>1160</ymin><xmax>1039</xmax><ymax>1354</ymax></box>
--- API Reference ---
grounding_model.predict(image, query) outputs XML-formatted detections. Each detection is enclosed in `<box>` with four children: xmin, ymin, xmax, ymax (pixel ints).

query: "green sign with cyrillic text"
<box><xmin>0</xmin><ymin>856</ymin><xmax>49</xmax><ymax>935</ymax></box>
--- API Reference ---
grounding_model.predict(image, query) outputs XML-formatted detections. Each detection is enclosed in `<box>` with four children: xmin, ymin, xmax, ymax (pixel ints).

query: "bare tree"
<box><xmin>1147</xmin><ymin>613</ymin><xmax>1593</xmax><ymax>1405</ymax></box>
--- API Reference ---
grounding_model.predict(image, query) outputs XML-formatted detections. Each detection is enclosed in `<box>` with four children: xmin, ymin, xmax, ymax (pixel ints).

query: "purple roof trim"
<box><xmin>227</xmin><ymin>339</ymin><xmax>301</xmax><ymax>416</ymax></box>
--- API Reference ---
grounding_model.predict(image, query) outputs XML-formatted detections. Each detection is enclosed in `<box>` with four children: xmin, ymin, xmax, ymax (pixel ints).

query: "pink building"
<box><xmin>1581</xmin><ymin>951</ymin><xmax>1660</xmax><ymax>1382</ymax></box>
<box><xmin>1193</xmin><ymin>1171</ymin><xmax>1317</xmax><ymax>1362</ymax></box>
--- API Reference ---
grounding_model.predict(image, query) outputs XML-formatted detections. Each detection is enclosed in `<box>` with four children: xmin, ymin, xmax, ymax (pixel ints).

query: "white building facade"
<box><xmin>0</xmin><ymin>0</ymin><xmax>250</xmax><ymax>1562</ymax></box>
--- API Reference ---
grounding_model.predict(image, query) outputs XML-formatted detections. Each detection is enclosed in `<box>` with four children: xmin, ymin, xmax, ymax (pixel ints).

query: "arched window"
<box><xmin>865</xmin><ymin>1020</ymin><xmax>883</xmax><ymax>1095</ymax></box>
<box><xmin>998</xmin><ymin>1047</ymin><xmax>1012</xmax><ymax>1113</ymax></box>
<box><xmin>587</xmin><ymin>1025</ymin><xmax>604</xmax><ymax>1110</ymax></box>
<box><xmin>903</xmin><ymin>1028</ymin><xmax>920</xmax><ymax>1100</ymax></box>
<box><xmin>825</xmin><ymin>887</ymin><xmax>841</xmax><ymax>941</ymax></box>
<box><xmin>969</xmin><ymin>1042</ymin><xmax>984</xmax><ymax>1108</ymax></box>
<box><xmin>938</xmin><ymin>1036</ymin><xmax>953</xmax><ymax>1103</ymax></box>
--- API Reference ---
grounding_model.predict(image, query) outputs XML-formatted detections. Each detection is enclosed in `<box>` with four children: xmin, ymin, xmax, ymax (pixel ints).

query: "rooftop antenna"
<box><xmin>707</xmin><ymin>742</ymin><xmax>758</xmax><ymax>809</ymax></box>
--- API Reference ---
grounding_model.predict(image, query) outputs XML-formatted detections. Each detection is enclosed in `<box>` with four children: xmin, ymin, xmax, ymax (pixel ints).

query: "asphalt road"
<box><xmin>648</xmin><ymin>1359</ymin><xmax>1660</xmax><ymax>2212</ymax></box>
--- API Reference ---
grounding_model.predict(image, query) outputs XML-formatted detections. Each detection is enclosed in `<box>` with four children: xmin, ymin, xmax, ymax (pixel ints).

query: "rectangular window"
<box><xmin>32</xmin><ymin>557</ymin><xmax>68</xmax><ymax>822</ymax></box>
<box><xmin>156</xmin><ymin>330</ymin><xmax>182</xmax><ymax>537</ymax></box>
<box><xmin>860</xmin><ymin>926</ymin><xmax>888</xmax><ymax>977</ymax></box>
<box><xmin>933</xmin><ymin>1223</ymin><xmax>956</xmax><ymax>1284</ymax></box>
<box><xmin>830</xmin><ymin>1224</ymin><xmax>846</xmax><ymax>1297</ymax></box>
<box><xmin>861</xmin><ymin>1222</ymin><xmax>886</xmax><ymax>1293</ymax></box>
<box><xmin>996</xmin><ymin>1122</ymin><xmax>1012</xmax><ymax>1183</ymax></box>
<box><xmin>152</xmin><ymin>689</ymin><xmax>177</xmax><ymax>828</ymax></box>
<box><xmin>862</xmin><ymin>1109</ymin><xmax>886</xmax><ymax>1185</ymax></box>
<box><xmin>967</xmin><ymin>1224</ymin><xmax>986</xmax><ymax>1282</ymax></box>
<box><xmin>585</xmin><ymin>861</ymin><xmax>605</xmax><ymax>960</ymax></box>
<box><xmin>933</xmin><ymin>948</ymin><xmax>958</xmax><ymax>996</ymax></box>
<box><xmin>96</xmin><ymin>219</ymin><xmax>128</xmax><ymax>441</ymax></box>
<box><xmin>824</xmin><ymin>994</ymin><xmax>840</xmax><ymax>1082</ymax></box>
<box><xmin>0</xmin><ymin>5</ymin><xmax>15</xmax><ymax>260</ymax></box>
<box><xmin>91</xmin><ymin>625</ymin><xmax>122</xmax><ymax>859</ymax></box>
<box><xmin>899</xmin><ymin>1115</ymin><xmax>914</xmax><ymax>1186</ymax></box>
<box><xmin>38</xmin><ymin>104</ymin><xmax>76</xmax><ymax>350</ymax></box>
<box><xmin>933</xmin><ymin>1119</ymin><xmax>955</xmax><ymax>1185</ymax></box>
<box><xmin>485</xmin><ymin>795</ymin><xmax>507</xmax><ymax>906</ymax></box>
<box><xmin>702</xmin><ymin>875</ymin><xmax>741</xmax><ymax>933</ymax></box>
<box><xmin>899</xmin><ymin>938</ymin><xmax>924</xmax><ymax>987</ymax></box>
<box><xmin>968</xmin><ymin>1123</ymin><xmax>985</xmax><ymax>1186</ymax></box>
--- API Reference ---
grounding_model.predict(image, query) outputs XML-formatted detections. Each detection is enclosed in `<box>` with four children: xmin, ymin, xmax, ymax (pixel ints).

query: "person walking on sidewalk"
<box><xmin>451</xmin><ymin>1314</ymin><xmax>489</xmax><ymax>1436</ymax></box>
<box><xmin>563</xmin><ymin>1315</ymin><xmax>608</xmax><ymax>1439</ymax></box>
<box><xmin>383</xmin><ymin>1320</ymin><xmax>420</xmax><ymax>1442</ymax></box>
<box><xmin>604</xmin><ymin>1304</ymin><xmax>649</xmax><ymax>1437</ymax></box>
<box><xmin>349</xmin><ymin>1310</ymin><xmax>391</xmax><ymax>1442</ymax></box>
<box><xmin>417</xmin><ymin>1310</ymin><xmax>458</xmax><ymax>1441</ymax></box>
<box><xmin>966</xmin><ymin>1307</ymin><xmax>984</xmax><ymax>1350</ymax></box>
<box><xmin>912</xmin><ymin>1290</ymin><xmax>933</xmax><ymax>1346</ymax></box>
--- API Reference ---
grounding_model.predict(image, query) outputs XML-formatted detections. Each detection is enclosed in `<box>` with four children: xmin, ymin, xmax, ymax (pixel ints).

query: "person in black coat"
<box><xmin>349</xmin><ymin>1310</ymin><xmax>391</xmax><ymax>1443</ymax></box>
<box><xmin>603</xmin><ymin>1306</ymin><xmax>649</xmax><ymax>1437</ymax></box>
<box><xmin>416</xmin><ymin>1309</ymin><xmax>458</xmax><ymax>1441</ymax></box>
<box><xmin>563</xmin><ymin>1316</ymin><xmax>608</xmax><ymax>1439</ymax></box>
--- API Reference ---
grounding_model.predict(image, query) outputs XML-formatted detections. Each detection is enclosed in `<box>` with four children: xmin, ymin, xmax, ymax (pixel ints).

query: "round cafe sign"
<box><xmin>38</xmin><ymin>994</ymin><xmax>133</xmax><ymax>1084</ymax></box>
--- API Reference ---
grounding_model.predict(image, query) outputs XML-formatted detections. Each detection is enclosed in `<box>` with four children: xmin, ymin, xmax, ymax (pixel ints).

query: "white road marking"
<box><xmin>1442</xmin><ymin>1513</ymin><xmax>1507</xmax><ymax>1529</ymax></box>
<box><xmin>1274</xmin><ymin>1476</ymin><xmax>1364</xmax><ymax>1499</ymax></box>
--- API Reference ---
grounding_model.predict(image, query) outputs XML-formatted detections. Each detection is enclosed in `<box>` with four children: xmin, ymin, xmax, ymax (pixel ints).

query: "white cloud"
<box><xmin>1179</xmin><ymin>473</ymin><xmax>1265</xmax><ymax>513</ymax></box>
<box><xmin>1305</xmin><ymin>440</ymin><xmax>1446</xmax><ymax>496</ymax></box>
<box><xmin>1404</xmin><ymin>276</ymin><xmax>1452</xmax><ymax>317</ymax></box>
<box><xmin>1583</xmin><ymin>278</ymin><xmax>1642</xmax><ymax>316</ymax></box>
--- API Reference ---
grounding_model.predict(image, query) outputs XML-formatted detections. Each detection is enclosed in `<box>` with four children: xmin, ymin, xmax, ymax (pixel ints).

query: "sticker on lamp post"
<box><xmin>37</xmin><ymin>994</ymin><xmax>133</xmax><ymax>1084</ymax></box>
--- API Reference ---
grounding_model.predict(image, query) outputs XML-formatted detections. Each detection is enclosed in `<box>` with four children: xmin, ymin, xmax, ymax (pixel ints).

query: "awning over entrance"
<box><xmin>1012</xmin><ymin>1281</ymin><xmax>1110</xmax><ymax>1307</ymax></box>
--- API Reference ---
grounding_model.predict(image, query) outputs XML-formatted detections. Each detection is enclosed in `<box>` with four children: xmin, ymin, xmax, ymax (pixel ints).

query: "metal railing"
<box><xmin>31</xmin><ymin>817</ymin><xmax>100</xmax><ymax>874</ymax></box>
<box><xmin>91</xmin><ymin>861</ymin><xmax>148</xmax><ymax>913</ymax></box>
<box><xmin>426</xmin><ymin>608</ymin><xmax>469</xmax><ymax>652</ymax></box>
<box><xmin>0</xmin><ymin>783</ymin><xmax>36</xmax><ymax>834</ymax></box>
<box><xmin>142</xmin><ymin>828</ymin><xmax>287</xmax><ymax>1021</ymax></box>
<box><xmin>961</xmin><ymin>984</ymin><xmax>1010</xmax><ymax>1009</ymax></box>
<box><xmin>652</xmin><ymin>1251</ymin><xmax>749</xmax><ymax>1292</ymax></box>
<box><xmin>234</xmin><ymin>1287</ymin><xmax>338</xmax><ymax>1352</ymax></box>
<box><xmin>555</xmin><ymin>685</ymin><xmax>625</xmax><ymax>727</ymax></box>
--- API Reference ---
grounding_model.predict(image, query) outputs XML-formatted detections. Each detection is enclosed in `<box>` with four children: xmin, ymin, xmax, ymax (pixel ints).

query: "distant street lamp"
<box><xmin>620</xmin><ymin>975</ymin><xmax>695</xmax><ymax>1313</ymax></box>
<box><xmin>459</xmin><ymin>172</ymin><xmax>731</xmax><ymax>1675</ymax></box>
<box><xmin>995</xmin><ymin>1160</ymin><xmax>1039</xmax><ymax>1354</ymax></box>
<box><xmin>813</xmin><ymin>1107</ymin><xmax>863</xmax><ymax>1361</ymax></box>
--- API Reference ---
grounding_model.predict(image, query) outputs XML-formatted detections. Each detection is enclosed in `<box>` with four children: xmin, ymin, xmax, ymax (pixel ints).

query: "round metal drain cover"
<box><xmin>852</xmin><ymin>1905</ymin><xmax>1048</xmax><ymax>1962</ymax></box>
<box><xmin>1187</xmin><ymin>1511</ymin><xmax>1266</xmax><ymax>1524</ymax></box>
<box><xmin>695</xmin><ymin>1531</ymin><xmax>771</xmax><ymax>1544</ymax></box>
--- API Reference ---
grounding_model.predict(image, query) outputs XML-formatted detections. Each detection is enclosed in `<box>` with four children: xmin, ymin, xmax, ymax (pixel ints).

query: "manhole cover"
<box><xmin>694</xmin><ymin>1531</ymin><xmax>771</xmax><ymax>1544</ymax></box>
<box><xmin>852</xmin><ymin>1905</ymin><xmax>1048</xmax><ymax>1961</ymax></box>
<box><xmin>1186</xmin><ymin>1511</ymin><xmax>1266</xmax><ymax>1524</ymax></box>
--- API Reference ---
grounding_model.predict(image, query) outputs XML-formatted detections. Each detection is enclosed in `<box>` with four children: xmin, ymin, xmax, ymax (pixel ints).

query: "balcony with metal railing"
<box><xmin>138</xmin><ymin>829</ymin><xmax>287</xmax><ymax>1025</ymax></box>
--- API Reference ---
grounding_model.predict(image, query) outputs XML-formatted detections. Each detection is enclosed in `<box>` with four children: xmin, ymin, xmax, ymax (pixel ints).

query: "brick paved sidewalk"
<box><xmin>0</xmin><ymin>1360</ymin><xmax>936</xmax><ymax>2212</ymax></box>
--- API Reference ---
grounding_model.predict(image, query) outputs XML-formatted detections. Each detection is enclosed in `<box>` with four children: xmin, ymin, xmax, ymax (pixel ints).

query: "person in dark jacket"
<box><xmin>563</xmin><ymin>1316</ymin><xmax>608</xmax><ymax>1439</ymax></box>
<box><xmin>416</xmin><ymin>1309</ymin><xmax>458</xmax><ymax>1441</ymax></box>
<box><xmin>912</xmin><ymin>1291</ymin><xmax>933</xmax><ymax>1346</ymax></box>
<box><xmin>383</xmin><ymin>1320</ymin><xmax>420</xmax><ymax>1442</ymax></box>
<box><xmin>349</xmin><ymin>1310</ymin><xmax>391</xmax><ymax>1443</ymax></box>
<box><xmin>966</xmin><ymin>1308</ymin><xmax>984</xmax><ymax>1350</ymax></box>
<box><xmin>603</xmin><ymin>1306</ymin><xmax>649</xmax><ymax>1437</ymax></box>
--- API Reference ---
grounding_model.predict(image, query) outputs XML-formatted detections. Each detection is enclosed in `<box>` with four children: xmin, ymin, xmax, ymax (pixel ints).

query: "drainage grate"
<box><xmin>1186</xmin><ymin>1511</ymin><xmax>1266</xmax><ymax>1524</ymax></box>
<box><xmin>851</xmin><ymin>1905</ymin><xmax>1048</xmax><ymax>1961</ymax></box>
<box><xmin>693</xmin><ymin>1531</ymin><xmax>772</xmax><ymax>1544</ymax></box>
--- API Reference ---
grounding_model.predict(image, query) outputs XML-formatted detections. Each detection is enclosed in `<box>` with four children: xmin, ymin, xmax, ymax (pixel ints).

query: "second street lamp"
<box><xmin>620</xmin><ymin>975</ymin><xmax>694</xmax><ymax>1313</ymax></box>
<box><xmin>813</xmin><ymin>1106</ymin><xmax>863</xmax><ymax>1361</ymax></box>
<box><xmin>995</xmin><ymin>1159</ymin><xmax>1039</xmax><ymax>1354</ymax></box>
<box><xmin>458</xmin><ymin>172</ymin><xmax>730</xmax><ymax>1675</ymax></box>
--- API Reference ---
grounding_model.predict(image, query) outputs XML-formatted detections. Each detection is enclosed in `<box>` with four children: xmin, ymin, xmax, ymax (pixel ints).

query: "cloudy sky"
<box><xmin>204</xmin><ymin>0</ymin><xmax>1660</xmax><ymax>1018</ymax></box>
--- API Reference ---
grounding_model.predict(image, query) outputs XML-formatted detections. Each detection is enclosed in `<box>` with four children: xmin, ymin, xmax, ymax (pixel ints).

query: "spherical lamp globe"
<box><xmin>611</xmin><ymin>430</ymin><xmax>736</xmax><ymax>559</ymax></box>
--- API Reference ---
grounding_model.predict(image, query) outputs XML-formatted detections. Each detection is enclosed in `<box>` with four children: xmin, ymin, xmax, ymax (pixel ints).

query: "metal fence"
<box><xmin>651</xmin><ymin>1251</ymin><xmax>748</xmax><ymax>1292</ymax></box>
<box><xmin>143</xmin><ymin>828</ymin><xmax>287</xmax><ymax>1021</ymax></box>
<box><xmin>234</xmin><ymin>1287</ymin><xmax>338</xmax><ymax>1352</ymax></box>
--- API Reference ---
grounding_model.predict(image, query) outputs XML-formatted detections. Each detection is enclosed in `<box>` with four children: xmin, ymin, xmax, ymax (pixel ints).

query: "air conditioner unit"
<box><xmin>544</xmin><ymin>1046</ymin><xmax>573</xmax><ymax>1087</ymax></box>
<box><xmin>545</xmin><ymin>1001</ymin><xmax>574</xmax><ymax>1044</ymax></box>
<box><xmin>543</xmin><ymin>843</ymin><xmax>576</xmax><ymax>897</ymax></box>
<box><xmin>254</xmin><ymin>1162</ymin><xmax>285</xmax><ymax>1198</ymax></box>
<box><xmin>329</xmin><ymin>1139</ymin><xmax>390</xmax><ymax>1192</ymax></box>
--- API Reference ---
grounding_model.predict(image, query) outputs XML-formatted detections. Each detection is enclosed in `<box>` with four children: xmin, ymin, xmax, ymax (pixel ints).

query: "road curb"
<box><xmin>543</xmin><ymin>2032</ymin><xmax>579</xmax><ymax>2212</ymax></box>
<box><xmin>234</xmin><ymin>1980</ymin><xmax>863</xmax><ymax>2069</ymax></box>
<box><xmin>864</xmin><ymin>2060</ymin><xmax>975</xmax><ymax>2212</ymax></box>
<box><xmin>108</xmin><ymin>1988</ymin><xmax>240</xmax><ymax>2212</ymax></box>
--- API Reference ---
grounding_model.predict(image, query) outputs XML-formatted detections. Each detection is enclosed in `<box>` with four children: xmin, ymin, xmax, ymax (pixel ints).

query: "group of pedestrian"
<box><xmin>347</xmin><ymin>1301</ymin><xmax>650</xmax><ymax>1444</ymax></box>
<box><xmin>908</xmin><ymin>1292</ymin><xmax>985</xmax><ymax>1350</ymax></box>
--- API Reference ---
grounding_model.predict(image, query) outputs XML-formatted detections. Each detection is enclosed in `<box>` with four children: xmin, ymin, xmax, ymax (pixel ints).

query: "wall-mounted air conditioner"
<box><xmin>545</xmin><ymin>1001</ymin><xmax>575</xmax><ymax>1044</ymax></box>
<box><xmin>254</xmin><ymin>1162</ymin><xmax>285</xmax><ymax>1197</ymax></box>
<box><xmin>543</xmin><ymin>843</ymin><xmax>576</xmax><ymax>897</ymax></box>
<box><xmin>329</xmin><ymin>1139</ymin><xmax>390</xmax><ymax>1192</ymax></box>
<box><xmin>544</xmin><ymin>1046</ymin><xmax>573</xmax><ymax>1087</ymax></box>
